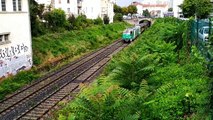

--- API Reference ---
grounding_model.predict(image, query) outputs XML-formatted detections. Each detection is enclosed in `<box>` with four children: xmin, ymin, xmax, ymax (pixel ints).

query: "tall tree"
<box><xmin>29</xmin><ymin>0</ymin><xmax>44</xmax><ymax>36</ymax></box>
<box><xmin>143</xmin><ymin>9</ymin><xmax>151</xmax><ymax>17</ymax></box>
<box><xmin>43</xmin><ymin>9</ymin><xmax>67</xmax><ymax>31</ymax></box>
<box><xmin>127</xmin><ymin>5</ymin><xmax>137</xmax><ymax>14</ymax></box>
<box><xmin>168</xmin><ymin>8</ymin><xmax>173</xmax><ymax>12</ymax></box>
<box><xmin>122</xmin><ymin>7</ymin><xmax>128</xmax><ymax>15</ymax></box>
<box><xmin>180</xmin><ymin>0</ymin><xmax>212</xmax><ymax>19</ymax></box>
<box><xmin>114</xmin><ymin>4</ymin><xmax>122</xmax><ymax>14</ymax></box>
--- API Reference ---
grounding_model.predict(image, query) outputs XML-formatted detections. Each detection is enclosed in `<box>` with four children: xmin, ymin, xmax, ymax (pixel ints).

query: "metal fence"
<box><xmin>191</xmin><ymin>18</ymin><xmax>213</xmax><ymax>63</ymax></box>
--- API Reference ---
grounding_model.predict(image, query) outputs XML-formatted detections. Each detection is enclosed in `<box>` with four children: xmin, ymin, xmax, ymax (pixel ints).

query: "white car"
<box><xmin>198</xmin><ymin>26</ymin><xmax>212</xmax><ymax>42</ymax></box>
<box><xmin>123</xmin><ymin>15</ymin><xmax>132</xmax><ymax>20</ymax></box>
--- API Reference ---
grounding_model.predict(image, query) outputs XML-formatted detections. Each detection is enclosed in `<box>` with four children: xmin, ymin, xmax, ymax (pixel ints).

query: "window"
<box><xmin>0</xmin><ymin>35</ymin><xmax>3</xmax><ymax>42</ymax></box>
<box><xmin>67</xmin><ymin>0</ymin><xmax>70</xmax><ymax>3</ymax></box>
<box><xmin>0</xmin><ymin>33</ymin><xmax>10</xmax><ymax>45</ymax></box>
<box><xmin>4</xmin><ymin>34</ymin><xmax>9</xmax><ymax>41</ymax></box>
<box><xmin>67</xmin><ymin>8</ymin><xmax>70</xmax><ymax>12</ymax></box>
<box><xmin>1</xmin><ymin>0</ymin><xmax>6</xmax><ymax>11</ymax></box>
<box><xmin>18</xmin><ymin>0</ymin><xmax>21</xmax><ymax>11</ymax></box>
<box><xmin>199</xmin><ymin>29</ymin><xmax>203</xmax><ymax>34</ymax></box>
<box><xmin>59</xmin><ymin>0</ymin><xmax>61</xmax><ymax>4</ymax></box>
<box><xmin>13</xmin><ymin>0</ymin><xmax>16</xmax><ymax>11</ymax></box>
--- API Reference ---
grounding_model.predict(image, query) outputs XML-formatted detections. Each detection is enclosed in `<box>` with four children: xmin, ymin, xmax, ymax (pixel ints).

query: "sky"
<box><xmin>117</xmin><ymin>0</ymin><xmax>142</xmax><ymax>7</ymax></box>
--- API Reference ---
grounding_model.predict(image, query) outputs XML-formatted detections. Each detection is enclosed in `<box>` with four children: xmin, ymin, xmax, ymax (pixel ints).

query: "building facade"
<box><xmin>36</xmin><ymin>0</ymin><xmax>115</xmax><ymax>23</ymax></box>
<box><xmin>79</xmin><ymin>0</ymin><xmax>115</xmax><ymax>23</ymax></box>
<box><xmin>132</xmin><ymin>2</ymin><xmax>143</xmax><ymax>15</ymax></box>
<box><xmin>51</xmin><ymin>0</ymin><xmax>78</xmax><ymax>16</ymax></box>
<box><xmin>80</xmin><ymin>0</ymin><xmax>101</xmax><ymax>19</ymax></box>
<box><xmin>143</xmin><ymin>3</ymin><xmax>169</xmax><ymax>18</ymax></box>
<box><xmin>132</xmin><ymin>1</ymin><xmax>169</xmax><ymax>18</ymax></box>
<box><xmin>101</xmin><ymin>0</ymin><xmax>114</xmax><ymax>23</ymax></box>
<box><xmin>0</xmin><ymin>0</ymin><xmax>32</xmax><ymax>79</ymax></box>
<box><xmin>35</xmin><ymin>0</ymin><xmax>51</xmax><ymax>6</ymax></box>
<box><xmin>173</xmin><ymin>0</ymin><xmax>184</xmax><ymax>18</ymax></box>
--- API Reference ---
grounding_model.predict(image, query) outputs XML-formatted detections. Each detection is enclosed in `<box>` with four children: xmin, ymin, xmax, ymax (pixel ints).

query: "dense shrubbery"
<box><xmin>56</xmin><ymin>18</ymin><xmax>212</xmax><ymax>119</ymax></box>
<box><xmin>43</xmin><ymin>9</ymin><xmax>67</xmax><ymax>32</ymax></box>
<box><xmin>103</xmin><ymin>15</ymin><xmax>110</xmax><ymax>24</ymax></box>
<box><xmin>0</xmin><ymin>22</ymin><xmax>130</xmax><ymax>100</ymax></box>
<box><xmin>30</xmin><ymin>0</ymin><xmax>46</xmax><ymax>36</ymax></box>
<box><xmin>94</xmin><ymin>17</ymin><xmax>103</xmax><ymax>25</ymax></box>
<box><xmin>113</xmin><ymin>13</ymin><xmax>123</xmax><ymax>22</ymax></box>
<box><xmin>30</xmin><ymin>0</ymin><xmax>111</xmax><ymax>37</ymax></box>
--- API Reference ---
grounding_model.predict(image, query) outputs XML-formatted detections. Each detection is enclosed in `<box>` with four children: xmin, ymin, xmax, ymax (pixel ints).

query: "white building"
<box><xmin>51</xmin><ymin>0</ymin><xmax>78</xmax><ymax>16</ymax></box>
<box><xmin>101</xmin><ymin>0</ymin><xmax>115</xmax><ymax>23</ymax></box>
<box><xmin>173</xmin><ymin>0</ymin><xmax>184</xmax><ymax>18</ymax></box>
<box><xmin>79</xmin><ymin>0</ymin><xmax>115</xmax><ymax>23</ymax></box>
<box><xmin>0</xmin><ymin>0</ymin><xmax>32</xmax><ymax>79</ymax></box>
<box><xmin>80</xmin><ymin>0</ymin><xmax>101</xmax><ymax>19</ymax></box>
<box><xmin>132</xmin><ymin>2</ymin><xmax>143</xmax><ymax>15</ymax></box>
<box><xmin>36</xmin><ymin>0</ymin><xmax>115</xmax><ymax>23</ymax></box>
<box><xmin>142</xmin><ymin>3</ymin><xmax>169</xmax><ymax>17</ymax></box>
<box><xmin>132</xmin><ymin>1</ymin><xmax>169</xmax><ymax>18</ymax></box>
<box><xmin>35</xmin><ymin>0</ymin><xmax>51</xmax><ymax>6</ymax></box>
<box><xmin>142</xmin><ymin>0</ymin><xmax>169</xmax><ymax>5</ymax></box>
<box><xmin>168</xmin><ymin>0</ymin><xmax>173</xmax><ymax>8</ymax></box>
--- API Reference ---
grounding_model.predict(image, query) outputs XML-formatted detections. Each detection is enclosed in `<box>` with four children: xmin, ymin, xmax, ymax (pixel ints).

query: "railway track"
<box><xmin>0</xmin><ymin>40</ymin><xmax>128</xmax><ymax>120</ymax></box>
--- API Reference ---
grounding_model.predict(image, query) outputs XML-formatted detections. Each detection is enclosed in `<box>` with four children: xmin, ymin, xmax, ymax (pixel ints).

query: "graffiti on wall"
<box><xmin>0</xmin><ymin>43</ymin><xmax>32</xmax><ymax>79</ymax></box>
<box><xmin>0</xmin><ymin>43</ymin><xmax>29</xmax><ymax>59</ymax></box>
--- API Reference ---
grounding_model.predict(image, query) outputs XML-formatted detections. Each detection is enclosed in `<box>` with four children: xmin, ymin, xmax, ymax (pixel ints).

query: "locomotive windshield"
<box><xmin>123</xmin><ymin>29</ymin><xmax>132</xmax><ymax>34</ymax></box>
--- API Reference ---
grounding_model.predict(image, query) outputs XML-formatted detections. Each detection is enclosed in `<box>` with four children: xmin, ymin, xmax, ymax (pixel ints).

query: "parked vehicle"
<box><xmin>123</xmin><ymin>15</ymin><xmax>127</xmax><ymax>20</ymax></box>
<box><xmin>123</xmin><ymin>15</ymin><xmax>131</xmax><ymax>20</ymax></box>
<box><xmin>198</xmin><ymin>26</ymin><xmax>213</xmax><ymax>42</ymax></box>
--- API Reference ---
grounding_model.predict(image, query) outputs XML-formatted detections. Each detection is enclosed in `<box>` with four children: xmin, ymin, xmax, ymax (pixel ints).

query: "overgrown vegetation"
<box><xmin>113</xmin><ymin>13</ymin><xmax>123</xmax><ymax>22</ymax></box>
<box><xmin>0</xmin><ymin>22</ymin><xmax>130</xmax><ymax>100</ymax></box>
<box><xmin>113</xmin><ymin>4</ymin><xmax>137</xmax><ymax>22</ymax></box>
<box><xmin>56</xmin><ymin>18</ymin><xmax>212</xmax><ymax>119</ymax></box>
<box><xmin>43</xmin><ymin>9</ymin><xmax>67</xmax><ymax>32</ymax></box>
<box><xmin>143</xmin><ymin>9</ymin><xmax>151</xmax><ymax>18</ymax></box>
<box><xmin>180</xmin><ymin>0</ymin><xmax>212</xmax><ymax>19</ymax></box>
<box><xmin>30</xmin><ymin>0</ymin><xmax>112</xmax><ymax>37</ymax></box>
<box><xmin>103</xmin><ymin>15</ymin><xmax>110</xmax><ymax>24</ymax></box>
<box><xmin>114</xmin><ymin>4</ymin><xmax>137</xmax><ymax>15</ymax></box>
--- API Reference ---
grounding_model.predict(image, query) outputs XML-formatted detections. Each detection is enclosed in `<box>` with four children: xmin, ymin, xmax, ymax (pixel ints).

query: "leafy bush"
<box><xmin>43</xmin><ymin>9</ymin><xmax>67</xmax><ymax>31</ymax></box>
<box><xmin>103</xmin><ymin>15</ymin><xmax>110</xmax><ymax>24</ymax></box>
<box><xmin>67</xmin><ymin>14</ymin><xmax>76</xmax><ymax>30</ymax></box>
<box><xmin>113</xmin><ymin>13</ymin><xmax>123</xmax><ymax>22</ymax></box>
<box><xmin>30</xmin><ymin>0</ymin><xmax>46</xmax><ymax>36</ymax></box>
<box><xmin>72</xmin><ymin>15</ymin><xmax>89</xmax><ymax>30</ymax></box>
<box><xmin>94</xmin><ymin>17</ymin><xmax>103</xmax><ymax>25</ymax></box>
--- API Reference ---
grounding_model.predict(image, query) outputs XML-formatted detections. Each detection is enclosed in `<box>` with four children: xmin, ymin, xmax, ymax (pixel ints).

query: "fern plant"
<box><xmin>112</xmin><ymin>53</ymin><xmax>156</xmax><ymax>90</ymax></box>
<box><xmin>61</xmin><ymin>86</ymin><xmax>140</xmax><ymax>120</ymax></box>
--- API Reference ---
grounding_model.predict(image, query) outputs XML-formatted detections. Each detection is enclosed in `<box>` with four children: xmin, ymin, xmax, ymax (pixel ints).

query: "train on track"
<box><xmin>122</xmin><ymin>22</ymin><xmax>149</xmax><ymax>43</ymax></box>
